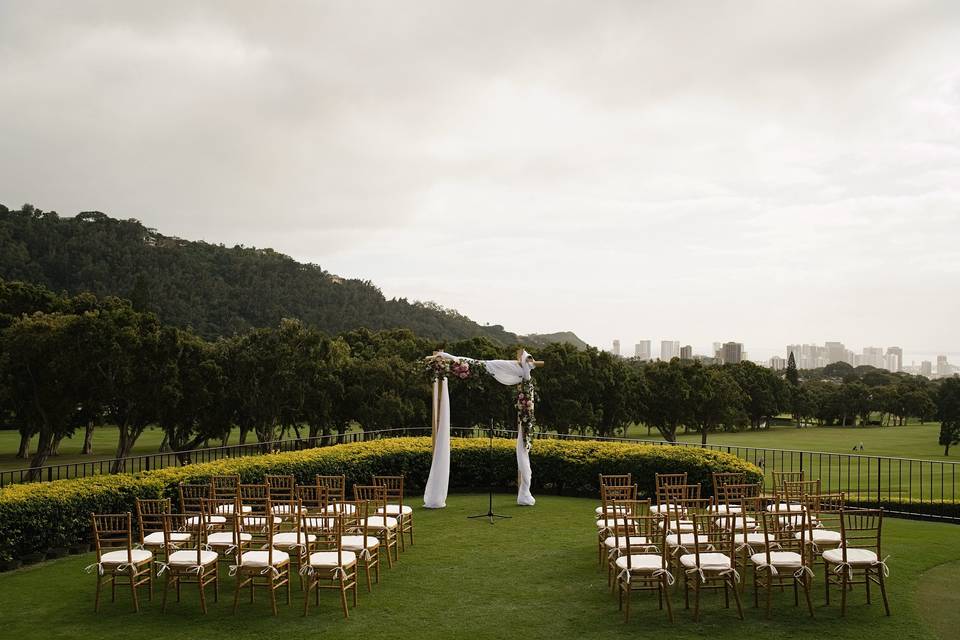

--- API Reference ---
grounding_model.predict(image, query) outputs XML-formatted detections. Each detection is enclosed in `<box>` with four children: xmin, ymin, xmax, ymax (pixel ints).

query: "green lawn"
<box><xmin>0</xmin><ymin>494</ymin><xmax>956</xmax><ymax>639</ymax></box>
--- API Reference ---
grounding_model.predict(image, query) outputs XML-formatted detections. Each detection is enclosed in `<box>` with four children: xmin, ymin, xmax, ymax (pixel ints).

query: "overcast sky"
<box><xmin>2</xmin><ymin>1</ymin><xmax>959</xmax><ymax>361</ymax></box>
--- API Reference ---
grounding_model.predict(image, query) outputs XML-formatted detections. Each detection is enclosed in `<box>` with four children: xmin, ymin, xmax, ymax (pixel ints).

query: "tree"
<box><xmin>785</xmin><ymin>352</ymin><xmax>799</xmax><ymax>386</ymax></box>
<box><xmin>641</xmin><ymin>360</ymin><xmax>690</xmax><ymax>443</ymax></box>
<box><xmin>937</xmin><ymin>378</ymin><xmax>960</xmax><ymax>455</ymax></box>
<box><xmin>727</xmin><ymin>361</ymin><xmax>787</xmax><ymax>430</ymax></box>
<box><xmin>685</xmin><ymin>363</ymin><xmax>746</xmax><ymax>445</ymax></box>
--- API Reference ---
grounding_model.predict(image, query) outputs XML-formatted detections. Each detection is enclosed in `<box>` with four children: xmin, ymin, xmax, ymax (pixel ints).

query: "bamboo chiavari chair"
<box><xmin>266</xmin><ymin>474</ymin><xmax>299</xmax><ymax>527</ymax></box>
<box><xmin>302</xmin><ymin>511</ymin><xmax>359</xmax><ymax>618</ymax></box>
<box><xmin>373</xmin><ymin>475</ymin><xmax>414</xmax><ymax>549</ymax></box>
<box><xmin>238</xmin><ymin>483</ymin><xmax>280</xmax><ymax>546</ymax></box>
<box><xmin>89</xmin><ymin>512</ymin><xmax>154</xmax><ymax>612</ymax></box>
<box><xmin>612</xmin><ymin>508</ymin><xmax>674</xmax><ymax>623</ymax></box>
<box><xmin>210</xmin><ymin>475</ymin><xmax>248</xmax><ymax>514</ymax></box>
<box><xmin>178</xmin><ymin>482</ymin><xmax>223</xmax><ymax>528</ymax></box>
<box><xmin>651</xmin><ymin>473</ymin><xmax>688</xmax><ymax>515</ymax></box>
<box><xmin>159</xmin><ymin>513</ymin><xmax>220</xmax><ymax>614</ymax></box>
<box><xmin>317</xmin><ymin>474</ymin><xmax>356</xmax><ymax>516</ymax></box>
<box><xmin>727</xmin><ymin>492</ymin><xmax>766</xmax><ymax>587</ymax></box>
<box><xmin>597</xmin><ymin>473</ymin><xmax>633</xmax><ymax>517</ymax></box>
<box><xmin>355</xmin><ymin>484</ymin><xmax>400</xmax><ymax>567</ymax></box>
<box><xmin>711</xmin><ymin>472</ymin><xmax>747</xmax><ymax>513</ymax></box>
<box><xmin>678</xmin><ymin>513</ymin><xmax>743</xmax><ymax>621</ymax></box>
<box><xmin>799</xmin><ymin>492</ymin><xmax>845</xmax><ymax>567</ymax></box>
<box><xmin>341</xmin><ymin>499</ymin><xmax>382</xmax><ymax>592</ymax></box>
<box><xmin>777</xmin><ymin>479</ymin><xmax>821</xmax><ymax>515</ymax></box>
<box><xmin>136</xmin><ymin>497</ymin><xmax>189</xmax><ymax>570</ymax></box>
<box><xmin>822</xmin><ymin>509</ymin><xmax>890</xmax><ymax>616</ymax></box>
<box><xmin>202</xmin><ymin>497</ymin><xmax>252</xmax><ymax>569</ymax></box>
<box><xmin>750</xmin><ymin>510</ymin><xmax>815</xmax><ymax>618</ymax></box>
<box><xmin>231</xmin><ymin>499</ymin><xmax>292</xmax><ymax>616</ymax></box>
<box><xmin>603</xmin><ymin>498</ymin><xmax>651</xmax><ymax>588</ymax></box>
<box><xmin>771</xmin><ymin>470</ymin><xmax>805</xmax><ymax>496</ymax></box>
<box><xmin>663</xmin><ymin>497</ymin><xmax>711</xmax><ymax>566</ymax></box>
<box><xmin>271</xmin><ymin>498</ymin><xmax>317</xmax><ymax>579</ymax></box>
<box><xmin>596</xmin><ymin>484</ymin><xmax>638</xmax><ymax>566</ymax></box>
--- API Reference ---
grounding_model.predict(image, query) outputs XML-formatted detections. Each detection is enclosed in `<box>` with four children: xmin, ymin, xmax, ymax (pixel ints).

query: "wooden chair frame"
<box><xmin>597</xmin><ymin>484</ymin><xmax>638</xmax><ymax>566</ymax></box>
<box><xmin>612</xmin><ymin>508</ymin><xmax>673</xmax><ymax>623</ymax></box>
<box><xmin>90</xmin><ymin>512</ymin><xmax>153</xmax><ymax>612</ymax></box>
<box><xmin>302</xmin><ymin>511</ymin><xmax>359</xmax><ymax>618</ymax></box>
<box><xmin>232</xmin><ymin>499</ymin><xmax>292</xmax><ymax>616</ymax></box>
<box><xmin>354</xmin><ymin>484</ymin><xmax>399</xmax><ymax>567</ymax></box>
<box><xmin>680</xmin><ymin>513</ymin><xmax>743</xmax><ymax>621</ymax></box>
<box><xmin>160</xmin><ymin>513</ymin><xmax>220</xmax><ymax>614</ymax></box>
<box><xmin>752</xmin><ymin>510</ymin><xmax>814</xmax><ymax>618</ymax></box>
<box><xmin>823</xmin><ymin>509</ymin><xmax>890</xmax><ymax>616</ymax></box>
<box><xmin>373</xmin><ymin>475</ymin><xmax>414</xmax><ymax>550</ymax></box>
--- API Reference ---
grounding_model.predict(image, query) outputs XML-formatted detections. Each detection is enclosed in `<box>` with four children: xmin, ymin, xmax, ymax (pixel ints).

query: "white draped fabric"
<box><xmin>423</xmin><ymin>378</ymin><xmax>450</xmax><ymax>508</ymax></box>
<box><xmin>422</xmin><ymin>351</ymin><xmax>537</xmax><ymax>507</ymax></box>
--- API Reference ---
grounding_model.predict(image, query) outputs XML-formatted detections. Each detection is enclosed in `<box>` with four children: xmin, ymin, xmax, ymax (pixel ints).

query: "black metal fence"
<box><xmin>3</xmin><ymin>428</ymin><xmax>958</xmax><ymax>523</ymax></box>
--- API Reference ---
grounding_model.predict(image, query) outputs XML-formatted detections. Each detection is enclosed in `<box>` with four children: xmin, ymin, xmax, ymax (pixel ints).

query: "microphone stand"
<box><xmin>468</xmin><ymin>419</ymin><xmax>510</xmax><ymax>524</ymax></box>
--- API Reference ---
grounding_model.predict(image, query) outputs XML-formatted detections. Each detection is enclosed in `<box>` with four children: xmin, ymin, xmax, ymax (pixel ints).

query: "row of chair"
<box><xmin>595</xmin><ymin>471</ymin><xmax>891</xmax><ymax>622</ymax></box>
<box><xmin>88</xmin><ymin>474</ymin><xmax>415</xmax><ymax>617</ymax></box>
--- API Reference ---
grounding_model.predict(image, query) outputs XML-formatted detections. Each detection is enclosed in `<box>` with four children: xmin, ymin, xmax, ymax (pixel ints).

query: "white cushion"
<box><xmin>142</xmin><ymin>531</ymin><xmax>191</xmax><ymax>545</ymax></box>
<box><xmin>241</xmin><ymin>515</ymin><xmax>282</xmax><ymax>527</ymax></box>
<box><xmin>363</xmin><ymin>516</ymin><xmax>398</xmax><ymax>529</ymax></box>
<box><xmin>100</xmin><ymin>549</ymin><xmax>152</xmax><ymax>565</ymax></box>
<box><xmin>665</xmin><ymin>533</ymin><xmax>696</xmax><ymax>547</ymax></box>
<box><xmin>767</xmin><ymin>502</ymin><xmax>804</xmax><ymax>513</ymax></box>
<box><xmin>207</xmin><ymin>531</ymin><xmax>252</xmax><ymax>546</ymax></box>
<box><xmin>712</xmin><ymin>504</ymin><xmax>743</xmax><ymax>515</ymax></box>
<box><xmin>750</xmin><ymin>551</ymin><xmax>803</xmax><ymax>568</ymax></box>
<box><xmin>614</xmin><ymin>554</ymin><xmax>663</xmax><ymax>572</ymax></box>
<box><xmin>822</xmin><ymin>548</ymin><xmax>878</xmax><ymax>566</ymax></box>
<box><xmin>377</xmin><ymin>504</ymin><xmax>413</xmax><ymax>516</ymax></box>
<box><xmin>660</xmin><ymin>519</ymin><xmax>693</xmax><ymax>533</ymax></box>
<box><xmin>186</xmin><ymin>515</ymin><xmax>226</xmax><ymax>526</ymax></box>
<box><xmin>595</xmin><ymin>505</ymin><xmax>629</xmax><ymax>516</ymax></box>
<box><xmin>650</xmin><ymin>504</ymin><xmax>672</xmax><ymax>514</ymax></box>
<box><xmin>679</xmin><ymin>552</ymin><xmax>732</xmax><ymax>571</ymax></box>
<box><xmin>340</xmin><ymin>535</ymin><xmax>380</xmax><ymax>550</ymax></box>
<box><xmin>323</xmin><ymin>503</ymin><xmax>357</xmax><ymax>515</ymax></box>
<box><xmin>215</xmin><ymin>504</ymin><xmax>253</xmax><ymax>514</ymax></box>
<box><xmin>724</xmin><ymin>516</ymin><xmax>756</xmax><ymax>529</ymax></box>
<box><xmin>272</xmin><ymin>532</ymin><xmax>317</xmax><ymax>547</ymax></box>
<box><xmin>734</xmin><ymin>532</ymin><xmax>766</xmax><ymax>545</ymax></box>
<box><xmin>168</xmin><ymin>549</ymin><xmax>219</xmax><ymax>566</ymax></box>
<box><xmin>239</xmin><ymin>549</ymin><xmax>289</xmax><ymax>567</ymax></box>
<box><xmin>798</xmin><ymin>529</ymin><xmax>841</xmax><ymax>544</ymax></box>
<box><xmin>604</xmin><ymin>536</ymin><xmax>649</xmax><ymax>549</ymax></box>
<box><xmin>308</xmin><ymin>550</ymin><xmax>357</xmax><ymax>568</ymax></box>
<box><xmin>596</xmin><ymin>518</ymin><xmax>635</xmax><ymax>529</ymax></box>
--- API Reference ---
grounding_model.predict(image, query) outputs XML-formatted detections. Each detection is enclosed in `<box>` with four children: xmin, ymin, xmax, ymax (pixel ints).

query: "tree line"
<box><xmin>3</xmin><ymin>279</ymin><xmax>960</xmax><ymax>481</ymax></box>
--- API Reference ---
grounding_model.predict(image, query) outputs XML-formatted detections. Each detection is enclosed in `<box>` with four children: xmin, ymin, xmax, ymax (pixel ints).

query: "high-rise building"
<box><xmin>680</xmin><ymin>345</ymin><xmax>693</xmax><ymax>360</ymax></box>
<box><xmin>634</xmin><ymin>341</ymin><xmax>651</xmax><ymax>361</ymax></box>
<box><xmin>886</xmin><ymin>347</ymin><xmax>903</xmax><ymax>373</ymax></box>
<box><xmin>825</xmin><ymin>342</ymin><xmax>848</xmax><ymax>365</ymax></box>
<box><xmin>612</xmin><ymin>339</ymin><xmax>620</xmax><ymax>357</ymax></box>
<box><xmin>937</xmin><ymin>355</ymin><xmax>949</xmax><ymax>376</ymax></box>
<box><xmin>862</xmin><ymin>347</ymin><xmax>885</xmax><ymax>369</ymax></box>
<box><xmin>660</xmin><ymin>340</ymin><xmax>680</xmax><ymax>361</ymax></box>
<box><xmin>921</xmin><ymin>360</ymin><xmax>933</xmax><ymax>377</ymax></box>
<box><xmin>769</xmin><ymin>355</ymin><xmax>786</xmax><ymax>371</ymax></box>
<box><xmin>721</xmin><ymin>342</ymin><xmax>743</xmax><ymax>364</ymax></box>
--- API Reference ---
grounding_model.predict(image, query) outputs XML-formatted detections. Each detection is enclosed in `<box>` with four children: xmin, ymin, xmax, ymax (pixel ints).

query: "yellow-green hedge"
<box><xmin>0</xmin><ymin>437</ymin><xmax>760</xmax><ymax>565</ymax></box>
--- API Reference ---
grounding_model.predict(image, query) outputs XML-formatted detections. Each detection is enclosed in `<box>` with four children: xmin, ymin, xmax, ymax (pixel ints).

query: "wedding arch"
<box><xmin>422</xmin><ymin>349</ymin><xmax>544</xmax><ymax>508</ymax></box>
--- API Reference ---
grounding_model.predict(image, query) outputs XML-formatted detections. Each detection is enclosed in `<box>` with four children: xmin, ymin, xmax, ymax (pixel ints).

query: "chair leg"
<box><xmin>765</xmin><ymin>571</ymin><xmax>772</xmax><ymax>618</ymax></box>
<box><xmin>302</xmin><ymin>579</ymin><xmax>312</xmax><ymax>617</ymax></box>
<box><xmin>162</xmin><ymin>573</ymin><xmax>171</xmax><ymax>613</ymax></box>
<box><xmin>340</xmin><ymin>583</ymin><xmax>349</xmax><ymax>619</ymax></box>
<box><xmin>692</xmin><ymin>581</ymin><xmax>701</xmax><ymax>622</ymax></box>
<box><xmin>840</xmin><ymin>571</ymin><xmax>848</xmax><ymax>617</ymax></box>
<box><xmin>624</xmin><ymin>583</ymin><xmax>631</xmax><ymax>623</ymax></box>
<box><xmin>663</xmin><ymin>579</ymin><xmax>674</xmax><ymax>623</ymax></box>
<box><xmin>866</xmin><ymin>567</ymin><xmax>872</xmax><ymax>604</ymax></box>
<box><xmin>269</xmin><ymin>575</ymin><xmax>278</xmax><ymax>617</ymax></box>
<box><xmin>731</xmin><ymin>577</ymin><xmax>744</xmax><ymax>620</ymax></box>
<box><xmin>824</xmin><ymin>562</ymin><xmax>831</xmax><ymax>605</ymax></box>
<box><xmin>802</xmin><ymin>575</ymin><xmax>814</xmax><ymax>617</ymax></box>
<box><xmin>878</xmin><ymin>569</ymin><xmax>891</xmax><ymax>616</ymax></box>
<box><xmin>199</xmin><ymin>576</ymin><xmax>208</xmax><ymax>615</ymax></box>
<box><xmin>130</xmin><ymin>571</ymin><xmax>140</xmax><ymax>613</ymax></box>
<box><xmin>94</xmin><ymin>574</ymin><xmax>103</xmax><ymax>612</ymax></box>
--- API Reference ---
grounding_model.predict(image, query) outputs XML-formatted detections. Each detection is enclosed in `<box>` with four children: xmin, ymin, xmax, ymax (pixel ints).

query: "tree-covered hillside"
<box><xmin>0</xmin><ymin>203</ymin><xmax>581</xmax><ymax>346</ymax></box>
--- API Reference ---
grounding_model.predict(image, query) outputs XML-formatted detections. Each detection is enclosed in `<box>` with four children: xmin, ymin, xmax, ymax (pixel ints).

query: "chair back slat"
<box><xmin>316</xmin><ymin>475</ymin><xmax>347</xmax><ymax>502</ymax></box>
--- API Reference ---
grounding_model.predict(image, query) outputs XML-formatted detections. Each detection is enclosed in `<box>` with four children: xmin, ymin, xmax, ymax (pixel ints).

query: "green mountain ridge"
<box><xmin>0</xmin><ymin>203</ymin><xmax>587</xmax><ymax>348</ymax></box>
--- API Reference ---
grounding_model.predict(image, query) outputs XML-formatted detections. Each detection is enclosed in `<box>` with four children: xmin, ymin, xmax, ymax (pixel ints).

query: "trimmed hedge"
<box><xmin>0</xmin><ymin>437</ymin><xmax>760</xmax><ymax>565</ymax></box>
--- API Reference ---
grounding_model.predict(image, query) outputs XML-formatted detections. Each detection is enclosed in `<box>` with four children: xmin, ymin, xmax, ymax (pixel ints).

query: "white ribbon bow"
<box><xmin>85</xmin><ymin>562</ymin><xmax>132</xmax><ymax>575</ymax></box>
<box><xmin>872</xmin><ymin>556</ymin><xmax>891</xmax><ymax>577</ymax></box>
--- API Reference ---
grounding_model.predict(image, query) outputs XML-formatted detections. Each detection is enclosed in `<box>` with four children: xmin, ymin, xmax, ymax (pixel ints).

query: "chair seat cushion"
<box><xmin>614</xmin><ymin>554</ymin><xmax>663</xmax><ymax>572</ymax></box>
<box><xmin>186</xmin><ymin>515</ymin><xmax>226</xmax><ymax>527</ymax></box>
<box><xmin>796</xmin><ymin>529</ymin><xmax>841</xmax><ymax>544</ymax></box>
<box><xmin>767</xmin><ymin>502</ymin><xmax>804</xmax><ymax>513</ymax></box>
<box><xmin>241</xmin><ymin>515</ymin><xmax>282</xmax><ymax>527</ymax></box>
<box><xmin>363</xmin><ymin>516</ymin><xmax>398</xmax><ymax>529</ymax></box>
<box><xmin>603</xmin><ymin>535</ymin><xmax>649</xmax><ymax>549</ymax></box>
<box><xmin>822</xmin><ymin>548</ymin><xmax>878</xmax><ymax>565</ymax></box>
<box><xmin>308</xmin><ymin>551</ymin><xmax>357</xmax><ymax>568</ymax></box>
<box><xmin>216</xmin><ymin>504</ymin><xmax>253</xmax><ymax>514</ymax></box>
<box><xmin>595</xmin><ymin>505</ymin><xmax>630</xmax><ymax>516</ymax></box>
<box><xmin>665</xmin><ymin>533</ymin><xmax>696</xmax><ymax>547</ymax></box>
<box><xmin>724</xmin><ymin>516</ymin><xmax>756</xmax><ymax>529</ymax></box>
<box><xmin>679</xmin><ymin>552</ymin><xmax>732</xmax><ymax>571</ymax></box>
<box><xmin>341</xmin><ymin>535</ymin><xmax>380</xmax><ymax>550</ymax></box>
<box><xmin>207</xmin><ymin>531</ymin><xmax>253</xmax><ymax>546</ymax></box>
<box><xmin>168</xmin><ymin>549</ymin><xmax>219</xmax><ymax>566</ymax></box>
<box><xmin>377</xmin><ymin>504</ymin><xmax>413</xmax><ymax>516</ymax></box>
<box><xmin>101</xmin><ymin>549</ymin><xmax>153</xmax><ymax>565</ymax></box>
<box><xmin>323</xmin><ymin>503</ymin><xmax>357</xmax><ymax>515</ymax></box>
<box><xmin>596</xmin><ymin>518</ymin><xmax>636</xmax><ymax>529</ymax></box>
<box><xmin>272</xmin><ymin>532</ymin><xmax>317</xmax><ymax>547</ymax></box>
<box><xmin>142</xmin><ymin>531</ymin><xmax>191</xmax><ymax>545</ymax></box>
<box><xmin>734</xmin><ymin>532</ymin><xmax>766</xmax><ymax>545</ymax></box>
<box><xmin>239</xmin><ymin>549</ymin><xmax>289</xmax><ymax>567</ymax></box>
<box><xmin>660</xmin><ymin>519</ymin><xmax>693</xmax><ymax>533</ymax></box>
<box><xmin>750</xmin><ymin>551</ymin><xmax>804</xmax><ymax>568</ymax></box>
<box><xmin>712</xmin><ymin>504</ymin><xmax>743</xmax><ymax>515</ymax></box>
<box><xmin>649</xmin><ymin>504</ymin><xmax>672</xmax><ymax>514</ymax></box>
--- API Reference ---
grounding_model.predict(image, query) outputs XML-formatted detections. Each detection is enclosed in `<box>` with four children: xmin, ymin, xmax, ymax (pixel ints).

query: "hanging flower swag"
<box><xmin>516</xmin><ymin>378</ymin><xmax>536</xmax><ymax>451</ymax></box>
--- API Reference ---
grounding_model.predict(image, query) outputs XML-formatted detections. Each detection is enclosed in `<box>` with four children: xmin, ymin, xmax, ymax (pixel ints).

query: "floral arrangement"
<box><xmin>427</xmin><ymin>356</ymin><xmax>479</xmax><ymax>381</ymax></box>
<box><xmin>516</xmin><ymin>378</ymin><xmax>536</xmax><ymax>451</ymax></box>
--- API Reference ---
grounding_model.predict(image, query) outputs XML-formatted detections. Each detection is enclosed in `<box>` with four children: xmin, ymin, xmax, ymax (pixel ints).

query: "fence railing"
<box><xmin>3</xmin><ymin>428</ymin><xmax>958</xmax><ymax>523</ymax></box>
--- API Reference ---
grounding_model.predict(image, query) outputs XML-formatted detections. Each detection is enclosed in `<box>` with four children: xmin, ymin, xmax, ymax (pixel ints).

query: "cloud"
<box><xmin>1</xmin><ymin>0</ymin><xmax>959</xmax><ymax>359</ymax></box>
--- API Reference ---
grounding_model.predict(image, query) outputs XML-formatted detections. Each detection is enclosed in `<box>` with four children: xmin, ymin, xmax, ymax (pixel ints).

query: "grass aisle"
<box><xmin>0</xmin><ymin>494</ymin><xmax>957</xmax><ymax>639</ymax></box>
